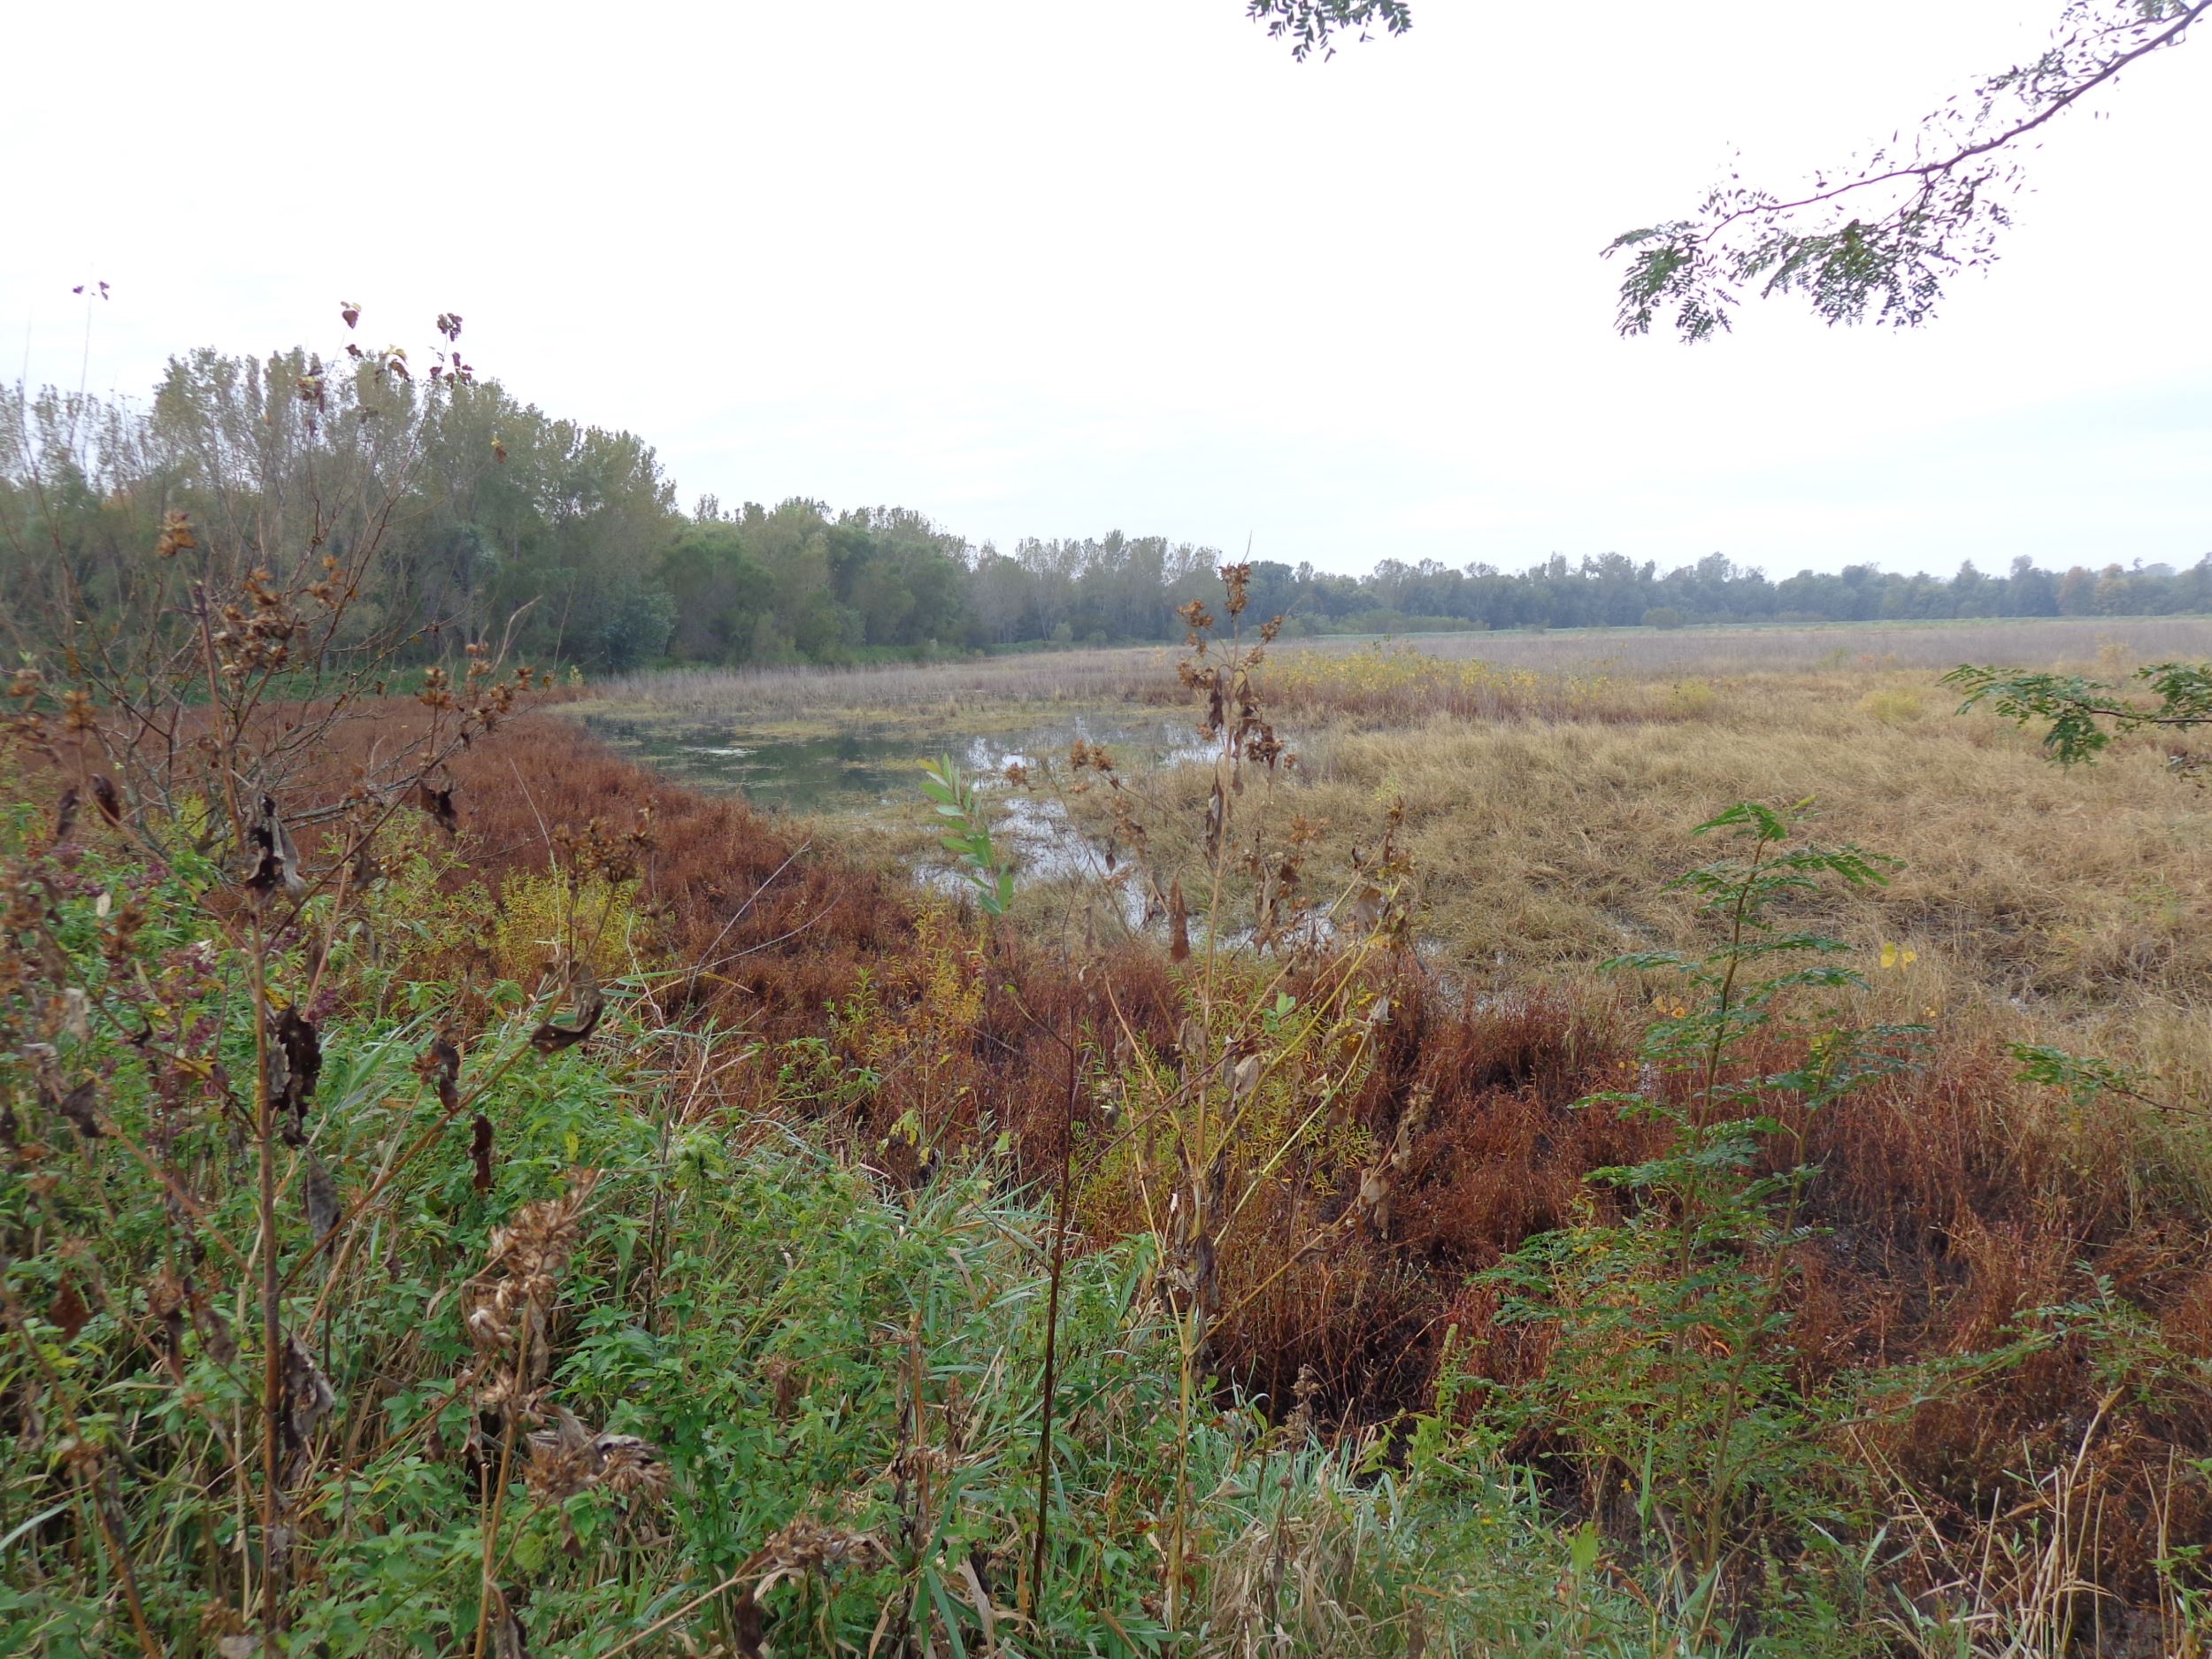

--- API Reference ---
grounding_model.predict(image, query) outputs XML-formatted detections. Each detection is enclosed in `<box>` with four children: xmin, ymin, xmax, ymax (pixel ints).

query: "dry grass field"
<box><xmin>478</xmin><ymin>614</ymin><xmax>2212</xmax><ymax>1639</ymax></box>
<box><xmin>26</xmin><ymin>602</ymin><xmax>2177</xmax><ymax>1655</ymax></box>
<box><xmin>592</xmin><ymin>616</ymin><xmax>2212</xmax><ymax>1106</ymax></box>
<box><xmin>23</xmin><ymin>611</ymin><xmax>2203</xmax><ymax>1652</ymax></box>
<box><xmin>600</xmin><ymin>615</ymin><xmax>2212</xmax><ymax>720</ymax></box>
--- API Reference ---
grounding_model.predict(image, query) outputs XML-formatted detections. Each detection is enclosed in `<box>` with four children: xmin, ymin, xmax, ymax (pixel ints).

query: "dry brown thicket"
<box><xmin>320</xmin><ymin>702</ymin><xmax>2212</xmax><ymax>1611</ymax></box>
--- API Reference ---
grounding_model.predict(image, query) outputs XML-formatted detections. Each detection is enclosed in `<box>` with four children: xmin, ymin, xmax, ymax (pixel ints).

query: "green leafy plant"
<box><xmin>918</xmin><ymin>754</ymin><xmax>1015</xmax><ymax>917</ymax></box>
<box><xmin>1944</xmin><ymin>658</ymin><xmax>2212</xmax><ymax>771</ymax></box>
<box><xmin>1947</xmin><ymin>660</ymin><xmax>2208</xmax><ymax>1117</ymax></box>
<box><xmin>1483</xmin><ymin>802</ymin><xmax>1924</xmax><ymax>1632</ymax></box>
<box><xmin>1609</xmin><ymin>2</ymin><xmax>2211</xmax><ymax>341</ymax></box>
<box><xmin>2008</xmin><ymin>1040</ymin><xmax>2169</xmax><ymax>1111</ymax></box>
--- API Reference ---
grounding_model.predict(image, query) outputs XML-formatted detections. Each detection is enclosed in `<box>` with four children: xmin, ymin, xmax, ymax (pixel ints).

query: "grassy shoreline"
<box><xmin>9</xmin><ymin>602</ymin><xmax>2211</xmax><ymax>1653</ymax></box>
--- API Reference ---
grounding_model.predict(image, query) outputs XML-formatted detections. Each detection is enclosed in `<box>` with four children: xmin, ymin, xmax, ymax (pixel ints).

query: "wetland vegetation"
<box><xmin>577</xmin><ymin>615</ymin><xmax>2212</xmax><ymax>1025</ymax></box>
<box><xmin>6</xmin><ymin>173</ymin><xmax>2212</xmax><ymax>1659</ymax></box>
<box><xmin>8</xmin><ymin>301</ymin><xmax>2212</xmax><ymax>1653</ymax></box>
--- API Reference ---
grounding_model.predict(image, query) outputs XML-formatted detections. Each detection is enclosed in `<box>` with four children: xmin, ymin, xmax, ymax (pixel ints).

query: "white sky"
<box><xmin>6</xmin><ymin>1</ymin><xmax>2207</xmax><ymax>578</ymax></box>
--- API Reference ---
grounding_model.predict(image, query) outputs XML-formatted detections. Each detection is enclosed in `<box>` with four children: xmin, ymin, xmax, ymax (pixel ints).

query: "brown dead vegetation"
<box><xmin>294</xmin><ymin>703</ymin><xmax>2212</xmax><ymax>1619</ymax></box>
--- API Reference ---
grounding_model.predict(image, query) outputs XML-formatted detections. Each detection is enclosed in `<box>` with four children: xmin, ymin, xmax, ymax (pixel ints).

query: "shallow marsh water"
<box><xmin>569</xmin><ymin>703</ymin><xmax>1214</xmax><ymax>888</ymax></box>
<box><xmin>575</xmin><ymin>706</ymin><xmax>1204</xmax><ymax>812</ymax></box>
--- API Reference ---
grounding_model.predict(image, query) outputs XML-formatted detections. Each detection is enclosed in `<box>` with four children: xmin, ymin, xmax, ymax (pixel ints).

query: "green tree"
<box><xmin>1252</xmin><ymin>2</ymin><xmax>2207</xmax><ymax>339</ymax></box>
<box><xmin>1946</xmin><ymin>658</ymin><xmax>2212</xmax><ymax>768</ymax></box>
<box><xmin>660</xmin><ymin>518</ymin><xmax>775</xmax><ymax>664</ymax></box>
<box><xmin>1609</xmin><ymin>1</ymin><xmax>2208</xmax><ymax>338</ymax></box>
<box><xmin>1245</xmin><ymin>0</ymin><xmax>1409</xmax><ymax>59</ymax></box>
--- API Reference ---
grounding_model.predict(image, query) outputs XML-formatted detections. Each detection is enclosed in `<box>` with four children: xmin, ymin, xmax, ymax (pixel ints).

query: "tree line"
<box><xmin>5</xmin><ymin>348</ymin><xmax>2207</xmax><ymax>673</ymax></box>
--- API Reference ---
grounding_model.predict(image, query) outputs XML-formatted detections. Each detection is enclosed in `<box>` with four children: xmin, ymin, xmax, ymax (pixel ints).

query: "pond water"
<box><xmin>576</xmin><ymin>704</ymin><xmax>1421</xmax><ymax>956</ymax></box>
<box><xmin>575</xmin><ymin>708</ymin><xmax>1209</xmax><ymax>819</ymax></box>
<box><xmin>572</xmin><ymin>706</ymin><xmax>1228</xmax><ymax>904</ymax></box>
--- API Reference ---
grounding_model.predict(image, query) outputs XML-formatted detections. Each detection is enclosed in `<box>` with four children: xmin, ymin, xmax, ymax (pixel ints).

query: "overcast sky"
<box><xmin>6</xmin><ymin>1</ymin><xmax>2207</xmax><ymax>577</ymax></box>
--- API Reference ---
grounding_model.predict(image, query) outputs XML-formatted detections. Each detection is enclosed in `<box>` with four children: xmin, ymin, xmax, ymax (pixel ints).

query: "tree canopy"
<box><xmin>1252</xmin><ymin>1</ymin><xmax>2207</xmax><ymax>338</ymax></box>
<box><xmin>6</xmin><ymin>349</ymin><xmax>2207</xmax><ymax>674</ymax></box>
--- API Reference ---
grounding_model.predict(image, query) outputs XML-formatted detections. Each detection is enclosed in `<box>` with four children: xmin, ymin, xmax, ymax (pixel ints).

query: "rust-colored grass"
<box><xmin>306</xmin><ymin>698</ymin><xmax>2212</xmax><ymax>1610</ymax></box>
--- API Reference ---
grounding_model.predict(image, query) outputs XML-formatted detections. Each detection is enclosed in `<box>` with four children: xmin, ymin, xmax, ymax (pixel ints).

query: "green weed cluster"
<box><xmin>0</xmin><ymin>805</ymin><xmax>1684</xmax><ymax>1656</ymax></box>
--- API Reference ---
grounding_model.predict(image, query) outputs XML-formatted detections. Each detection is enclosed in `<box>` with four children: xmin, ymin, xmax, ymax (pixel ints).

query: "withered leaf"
<box><xmin>349</xmin><ymin>838</ymin><xmax>383</xmax><ymax>889</ymax></box>
<box><xmin>471</xmin><ymin>1112</ymin><xmax>495</xmax><ymax>1193</ymax></box>
<box><xmin>529</xmin><ymin>964</ymin><xmax>604</xmax><ymax>1054</ymax></box>
<box><xmin>489</xmin><ymin>1600</ymin><xmax>532</xmax><ymax>1659</ymax></box>
<box><xmin>280</xmin><ymin>1333</ymin><xmax>334</xmax><ymax>1474</ymax></box>
<box><xmin>50</xmin><ymin>1279</ymin><xmax>90</xmax><ymax>1340</ymax></box>
<box><xmin>244</xmin><ymin>795</ymin><xmax>303</xmax><ymax>899</ymax></box>
<box><xmin>188</xmin><ymin>1279</ymin><xmax>238</xmax><ymax>1365</ymax></box>
<box><xmin>52</xmin><ymin>787</ymin><xmax>79</xmax><ymax>842</ymax></box>
<box><xmin>47</xmin><ymin>1079</ymin><xmax>102</xmax><ymax>1138</ymax></box>
<box><xmin>420</xmin><ymin>1035</ymin><xmax>462</xmax><ymax>1110</ymax></box>
<box><xmin>1178</xmin><ymin>1014</ymin><xmax>1210</xmax><ymax>1065</ymax></box>
<box><xmin>150</xmin><ymin>1271</ymin><xmax>186</xmax><ymax>1379</ymax></box>
<box><xmin>1348</xmin><ymin>884</ymin><xmax>1386</xmax><ymax>931</ymax></box>
<box><xmin>733</xmin><ymin>1588</ymin><xmax>764</xmax><ymax>1659</ymax></box>
<box><xmin>1168</xmin><ymin>879</ymin><xmax>1191</xmax><ymax>964</ymax></box>
<box><xmin>413</xmin><ymin>778</ymin><xmax>458</xmax><ymax>833</ymax></box>
<box><xmin>274</xmin><ymin>1007</ymin><xmax>322</xmax><ymax>1112</ymax></box>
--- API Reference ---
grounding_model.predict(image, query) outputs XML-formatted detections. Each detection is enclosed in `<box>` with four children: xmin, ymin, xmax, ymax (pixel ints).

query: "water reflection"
<box><xmin>574</xmin><ymin>706</ymin><xmax>1430</xmax><ymax>958</ymax></box>
<box><xmin>576</xmin><ymin>710</ymin><xmax>1205</xmax><ymax>819</ymax></box>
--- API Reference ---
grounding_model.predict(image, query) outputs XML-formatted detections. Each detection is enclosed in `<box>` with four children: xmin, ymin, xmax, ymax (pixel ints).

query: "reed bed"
<box><xmin>598</xmin><ymin>614</ymin><xmax>2212</xmax><ymax>726</ymax></box>
<box><xmin>1317</xmin><ymin>613</ymin><xmax>2212</xmax><ymax>676</ymax></box>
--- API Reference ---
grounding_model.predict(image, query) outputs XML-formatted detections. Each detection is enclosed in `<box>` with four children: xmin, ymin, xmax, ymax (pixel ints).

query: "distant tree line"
<box><xmin>5</xmin><ymin>349</ymin><xmax>2208</xmax><ymax>673</ymax></box>
<box><xmin>1298</xmin><ymin>550</ymin><xmax>2212</xmax><ymax>636</ymax></box>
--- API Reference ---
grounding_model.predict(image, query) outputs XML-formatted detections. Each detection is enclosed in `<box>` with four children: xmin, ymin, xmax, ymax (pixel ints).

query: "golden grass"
<box><xmin>1114</xmin><ymin>668</ymin><xmax>2212</xmax><ymax>999</ymax></box>
<box><xmin>296</xmin><ymin>698</ymin><xmax>2212</xmax><ymax>1622</ymax></box>
<box><xmin>595</xmin><ymin>613</ymin><xmax>2212</xmax><ymax>722</ymax></box>
<box><xmin>1309</xmin><ymin>613</ymin><xmax>2212</xmax><ymax>675</ymax></box>
<box><xmin>591</xmin><ymin>613</ymin><xmax>2212</xmax><ymax>1151</ymax></box>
